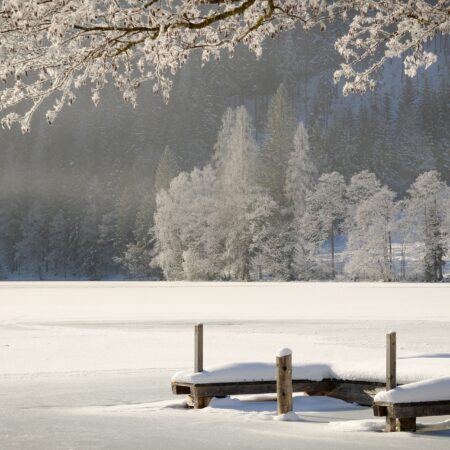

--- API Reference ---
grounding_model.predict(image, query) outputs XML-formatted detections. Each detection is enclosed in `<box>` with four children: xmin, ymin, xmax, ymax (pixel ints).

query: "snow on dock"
<box><xmin>172</xmin><ymin>357</ymin><xmax>450</xmax><ymax>386</ymax></box>
<box><xmin>375</xmin><ymin>376</ymin><xmax>450</xmax><ymax>403</ymax></box>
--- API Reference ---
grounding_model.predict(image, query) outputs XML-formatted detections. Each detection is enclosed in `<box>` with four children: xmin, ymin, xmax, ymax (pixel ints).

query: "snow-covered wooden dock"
<box><xmin>171</xmin><ymin>325</ymin><xmax>450</xmax><ymax>432</ymax></box>
<box><xmin>373</xmin><ymin>376</ymin><xmax>450</xmax><ymax>431</ymax></box>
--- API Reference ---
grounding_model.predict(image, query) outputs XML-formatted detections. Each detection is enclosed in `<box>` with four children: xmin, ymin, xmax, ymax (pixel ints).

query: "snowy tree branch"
<box><xmin>0</xmin><ymin>0</ymin><xmax>449</xmax><ymax>131</ymax></box>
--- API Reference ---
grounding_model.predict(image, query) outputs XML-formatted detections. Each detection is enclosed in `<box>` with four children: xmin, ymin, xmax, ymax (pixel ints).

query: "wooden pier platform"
<box><xmin>172</xmin><ymin>378</ymin><xmax>386</xmax><ymax>408</ymax></box>
<box><xmin>173</xmin><ymin>325</ymin><xmax>449</xmax><ymax>432</ymax></box>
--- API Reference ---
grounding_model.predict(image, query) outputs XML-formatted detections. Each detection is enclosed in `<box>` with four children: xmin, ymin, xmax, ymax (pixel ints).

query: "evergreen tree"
<box><xmin>0</xmin><ymin>180</ymin><xmax>23</xmax><ymax>275</ymax></box>
<box><xmin>285</xmin><ymin>123</ymin><xmax>317</xmax><ymax>218</ymax></box>
<box><xmin>260</xmin><ymin>84</ymin><xmax>297</xmax><ymax>208</ymax></box>
<box><xmin>78</xmin><ymin>178</ymin><xmax>102</xmax><ymax>279</ymax></box>
<box><xmin>118</xmin><ymin>192</ymin><xmax>159</xmax><ymax>279</ymax></box>
<box><xmin>15</xmin><ymin>201</ymin><xmax>48</xmax><ymax>279</ymax></box>
<box><xmin>47</xmin><ymin>209</ymin><xmax>68</xmax><ymax>278</ymax></box>
<box><xmin>394</xmin><ymin>77</ymin><xmax>436</xmax><ymax>192</ymax></box>
<box><xmin>154</xmin><ymin>146</ymin><xmax>180</xmax><ymax>195</ymax></box>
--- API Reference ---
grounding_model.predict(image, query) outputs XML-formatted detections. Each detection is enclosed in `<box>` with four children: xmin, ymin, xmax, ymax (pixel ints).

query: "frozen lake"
<box><xmin>1</xmin><ymin>282</ymin><xmax>449</xmax><ymax>449</ymax></box>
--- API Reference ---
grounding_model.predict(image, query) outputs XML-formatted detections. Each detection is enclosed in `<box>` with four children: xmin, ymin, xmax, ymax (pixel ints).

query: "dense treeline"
<box><xmin>0</xmin><ymin>26</ymin><xmax>449</xmax><ymax>280</ymax></box>
<box><xmin>154</xmin><ymin>94</ymin><xmax>449</xmax><ymax>282</ymax></box>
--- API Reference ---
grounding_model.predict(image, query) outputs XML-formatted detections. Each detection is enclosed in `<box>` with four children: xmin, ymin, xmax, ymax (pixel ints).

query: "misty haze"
<box><xmin>0</xmin><ymin>26</ymin><xmax>449</xmax><ymax>282</ymax></box>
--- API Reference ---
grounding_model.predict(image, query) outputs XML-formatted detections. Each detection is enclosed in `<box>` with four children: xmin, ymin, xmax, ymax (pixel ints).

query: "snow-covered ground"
<box><xmin>1</xmin><ymin>282</ymin><xmax>450</xmax><ymax>449</ymax></box>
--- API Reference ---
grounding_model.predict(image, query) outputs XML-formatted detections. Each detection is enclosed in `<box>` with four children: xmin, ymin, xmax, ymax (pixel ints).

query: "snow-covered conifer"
<box><xmin>154</xmin><ymin>146</ymin><xmax>180</xmax><ymax>195</ymax></box>
<box><xmin>47</xmin><ymin>209</ymin><xmax>68</xmax><ymax>278</ymax></box>
<box><xmin>260</xmin><ymin>84</ymin><xmax>297</xmax><ymax>208</ymax></box>
<box><xmin>15</xmin><ymin>201</ymin><xmax>48</xmax><ymax>279</ymax></box>
<box><xmin>285</xmin><ymin>123</ymin><xmax>317</xmax><ymax>218</ymax></box>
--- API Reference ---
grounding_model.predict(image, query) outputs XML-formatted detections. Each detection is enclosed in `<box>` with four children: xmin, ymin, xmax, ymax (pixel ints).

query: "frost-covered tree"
<box><xmin>347</xmin><ymin>171</ymin><xmax>383</xmax><ymax>207</ymax></box>
<box><xmin>344</xmin><ymin>170</ymin><xmax>382</xmax><ymax>232</ymax></box>
<box><xmin>260</xmin><ymin>84</ymin><xmax>296</xmax><ymax>208</ymax></box>
<box><xmin>213</xmin><ymin>107</ymin><xmax>278</xmax><ymax>280</ymax></box>
<box><xmin>403</xmin><ymin>171</ymin><xmax>448</xmax><ymax>281</ymax></box>
<box><xmin>154</xmin><ymin>166</ymin><xmax>218</xmax><ymax>280</ymax></box>
<box><xmin>154</xmin><ymin>106</ymin><xmax>279</xmax><ymax>280</ymax></box>
<box><xmin>298</xmin><ymin>172</ymin><xmax>347</xmax><ymax>279</ymax></box>
<box><xmin>1</xmin><ymin>1</ymin><xmax>448</xmax><ymax>130</ymax></box>
<box><xmin>285</xmin><ymin>122</ymin><xmax>317</xmax><ymax>218</ymax></box>
<box><xmin>345</xmin><ymin>187</ymin><xmax>396</xmax><ymax>281</ymax></box>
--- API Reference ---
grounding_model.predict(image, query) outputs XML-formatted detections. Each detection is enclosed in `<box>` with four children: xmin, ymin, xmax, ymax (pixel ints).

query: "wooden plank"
<box><xmin>398</xmin><ymin>417</ymin><xmax>416</xmax><ymax>432</ymax></box>
<box><xmin>372</xmin><ymin>404</ymin><xmax>387</xmax><ymax>416</ymax></box>
<box><xmin>276</xmin><ymin>352</ymin><xmax>293</xmax><ymax>414</ymax></box>
<box><xmin>173</xmin><ymin>378</ymin><xmax>384</xmax><ymax>404</ymax></box>
<box><xmin>392</xmin><ymin>401</ymin><xmax>450</xmax><ymax>418</ymax></box>
<box><xmin>373</xmin><ymin>400</ymin><xmax>450</xmax><ymax>418</ymax></box>
<box><xmin>172</xmin><ymin>382</ymin><xmax>191</xmax><ymax>395</ymax></box>
<box><xmin>328</xmin><ymin>381</ymin><xmax>385</xmax><ymax>407</ymax></box>
<box><xmin>376</xmin><ymin>399</ymin><xmax>450</xmax><ymax>408</ymax></box>
<box><xmin>190</xmin><ymin>380</ymin><xmax>333</xmax><ymax>398</ymax></box>
<box><xmin>195</xmin><ymin>323</ymin><xmax>203</xmax><ymax>373</ymax></box>
<box><xmin>386</xmin><ymin>332</ymin><xmax>397</xmax><ymax>432</ymax></box>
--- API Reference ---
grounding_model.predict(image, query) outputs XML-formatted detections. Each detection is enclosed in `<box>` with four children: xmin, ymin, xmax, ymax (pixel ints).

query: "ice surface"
<box><xmin>374</xmin><ymin>376</ymin><xmax>450</xmax><ymax>403</ymax></box>
<box><xmin>1</xmin><ymin>282</ymin><xmax>449</xmax><ymax>450</ymax></box>
<box><xmin>1</xmin><ymin>281</ymin><xmax>449</xmax><ymax>322</ymax></box>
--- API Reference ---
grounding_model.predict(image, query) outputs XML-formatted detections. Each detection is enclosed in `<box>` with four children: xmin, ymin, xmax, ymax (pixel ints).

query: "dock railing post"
<box><xmin>276</xmin><ymin>348</ymin><xmax>293</xmax><ymax>415</ymax></box>
<box><xmin>190</xmin><ymin>323</ymin><xmax>210</xmax><ymax>408</ymax></box>
<box><xmin>386</xmin><ymin>331</ymin><xmax>397</xmax><ymax>432</ymax></box>
<box><xmin>195</xmin><ymin>323</ymin><xmax>203</xmax><ymax>373</ymax></box>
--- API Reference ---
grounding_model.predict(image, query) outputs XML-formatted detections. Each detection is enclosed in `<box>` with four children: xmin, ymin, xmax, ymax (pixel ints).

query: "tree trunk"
<box><xmin>331</xmin><ymin>222</ymin><xmax>335</xmax><ymax>279</ymax></box>
<box><xmin>388</xmin><ymin>231</ymin><xmax>393</xmax><ymax>275</ymax></box>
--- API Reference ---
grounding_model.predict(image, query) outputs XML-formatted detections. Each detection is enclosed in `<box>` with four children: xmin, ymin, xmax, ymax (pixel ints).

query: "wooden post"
<box><xmin>194</xmin><ymin>323</ymin><xmax>203</xmax><ymax>373</ymax></box>
<box><xmin>276</xmin><ymin>348</ymin><xmax>293</xmax><ymax>415</ymax></box>
<box><xmin>189</xmin><ymin>323</ymin><xmax>209</xmax><ymax>408</ymax></box>
<box><xmin>386</xmin><ymin>331</ymin><xmax>397</xmax><ymax>432</ymax></box>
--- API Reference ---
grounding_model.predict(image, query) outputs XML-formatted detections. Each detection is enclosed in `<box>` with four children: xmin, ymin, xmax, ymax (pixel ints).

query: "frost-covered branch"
<box><xmin>1</xmin><ymin>0</ymin><xmax>449</xmax><ymax>131</ymax></box>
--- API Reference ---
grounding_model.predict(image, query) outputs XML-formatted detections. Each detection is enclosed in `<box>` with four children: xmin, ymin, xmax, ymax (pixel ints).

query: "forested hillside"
<box><xmin>0</xmin><ymin>25</ymin><xmax>449</xmax><ymax>280</ymax></box>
